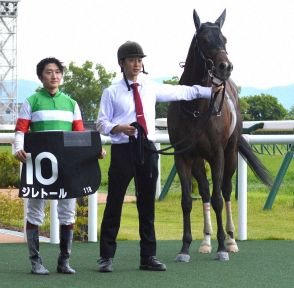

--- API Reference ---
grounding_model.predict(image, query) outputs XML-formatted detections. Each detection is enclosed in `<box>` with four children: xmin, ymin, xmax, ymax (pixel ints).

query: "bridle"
<box><xmin>180</xmin><ymin>29</ymin><xmax>228</xmax><ymax>120</ymax></box>
<box><xmin>194</xmin><ymin>32</ymin><xmax>228</xmax><ymax>84</ymax></box>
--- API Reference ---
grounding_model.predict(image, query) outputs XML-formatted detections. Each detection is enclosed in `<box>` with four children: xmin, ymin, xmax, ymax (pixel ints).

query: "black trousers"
<box><xmin>100</xmin><ymin>142</ymin><xmax>158</xmax><ymax>258</ymax></box>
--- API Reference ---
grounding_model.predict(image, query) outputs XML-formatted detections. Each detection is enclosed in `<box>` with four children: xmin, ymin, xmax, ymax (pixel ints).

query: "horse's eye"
<box><xmin>220</xmin><ymin>35</ymin><xmax>227</xmax><ymax>45</ymax></box>
<box><xmin>199</xmin><ymin>37</ymin><xmax>210</xmax><ymax>47</ymax></box>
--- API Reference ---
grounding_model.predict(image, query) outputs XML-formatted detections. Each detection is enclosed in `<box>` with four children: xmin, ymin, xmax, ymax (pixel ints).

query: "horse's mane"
<box><xmin>179</xmin><ymin>36</ymin><xmax>208</xmax><ymax>87</ymax></box>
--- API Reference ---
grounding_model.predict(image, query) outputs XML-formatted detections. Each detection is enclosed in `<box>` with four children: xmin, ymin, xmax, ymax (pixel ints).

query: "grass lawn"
<box><xmin>96</xmin><ymin>147</ymin><xmax>294</xmax><ymax>241</ymax></box>
<box><xmin>0</xmin><ymin>145</ymin><xmax>12</xmax><ymax>153</ymax></box>
<box><xmin>97</xmin><ymin>190</ymin><xmax>294</xmax><ymax>241</ymax></box>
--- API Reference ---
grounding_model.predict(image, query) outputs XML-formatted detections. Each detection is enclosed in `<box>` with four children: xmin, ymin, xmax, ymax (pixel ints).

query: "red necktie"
<box><xmin>131</xmin><ymin>83</ymin><xmax>148</xmax><ymax>135</ymax></box>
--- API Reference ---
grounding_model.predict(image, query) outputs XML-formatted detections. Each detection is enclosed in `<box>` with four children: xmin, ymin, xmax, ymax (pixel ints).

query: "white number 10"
<box><xmin>26</xmin><ymin>152</ymin><xmax>58</xmax><ymax>185</ymax></box>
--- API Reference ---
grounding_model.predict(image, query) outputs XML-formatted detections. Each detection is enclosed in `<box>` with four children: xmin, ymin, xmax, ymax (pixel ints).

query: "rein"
<box><xmin>180</xmin><ymin>80</ymin><xmax>226</xmax><ymax>120</ymax></box>
<box><xmin>129</xmin><ymin>122</ymin><xmax>193</xmax><ymax>195</ymax></box>
<box><xmin>129</xmin><ymin>122</ymin><xmax>194</xmax><ymax>164</ymax></box>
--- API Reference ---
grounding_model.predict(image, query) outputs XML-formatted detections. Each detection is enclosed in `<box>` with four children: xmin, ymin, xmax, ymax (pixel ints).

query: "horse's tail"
<box><xmin>238</xmin><ymin>135</ymin><xmax>273</xmax><ymax>186</ymax></box>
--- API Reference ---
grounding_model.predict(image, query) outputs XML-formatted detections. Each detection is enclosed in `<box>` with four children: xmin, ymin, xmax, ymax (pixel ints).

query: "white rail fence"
<box><xmin>1</xmin><ymin>121</ymin><xmax>294</xmax><ymax>243</ymax></box>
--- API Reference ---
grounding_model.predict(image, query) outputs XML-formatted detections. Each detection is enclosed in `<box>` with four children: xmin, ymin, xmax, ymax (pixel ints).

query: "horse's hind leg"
<box><xmin>222</xmin><ymin>147</ymin><xmax>239</xmax><ymax>253</ymax></box>
<box><xmin>174</xmin><ymin>155</ymin><xmax>193</xmax><ymax>263</ymax></box>
<box><xmin>224</xmin><ymin>201</ymin><xmax>239</xmax><ymax>252</ymax></box>
<box><xmin>199</xmin><ymin>203</ymin><xmax>212</xmax><ymax>253</ymax></box>
<box><xmin>191</xmin><ymin>159</ymin><xmax>212</xmax><ymax>254</ymax></box>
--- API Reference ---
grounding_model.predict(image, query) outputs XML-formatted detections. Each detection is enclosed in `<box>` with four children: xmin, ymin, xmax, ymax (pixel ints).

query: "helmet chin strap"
<box><xmin>121</xmin><ymin>64</ymin><xmax>148</xmax><ymax>91</ymax></box>
<box><xmin>142</xmin><ymin>64</ymin><xmax>148</xmax><ymax>75</ymax></box>
<box><xmin>123</xmin><ymin>70</ymin><xmax>131</xmax><ymax>91</ymax></box>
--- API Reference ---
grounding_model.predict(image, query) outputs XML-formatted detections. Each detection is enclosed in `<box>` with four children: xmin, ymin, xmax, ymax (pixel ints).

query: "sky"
<box><xmin>15</xmin><ymin>0</ymin><xmax>294</xmax><ymax>89</ymax></box>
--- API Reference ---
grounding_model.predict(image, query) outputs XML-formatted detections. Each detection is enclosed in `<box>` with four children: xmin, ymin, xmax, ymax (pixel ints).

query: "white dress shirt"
<box><xmin>97</xmin><ymin>75</ymin><xmax>212</xmax><ymax>144</ymax></box>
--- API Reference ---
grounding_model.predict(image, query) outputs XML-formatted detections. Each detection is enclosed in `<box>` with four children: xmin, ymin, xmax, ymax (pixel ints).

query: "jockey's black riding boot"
<box><xmin>26</xmin><ymin>222</ymin><xmax>49</xmax><ymax>275</ymax></box>
<box><xmin>57</xmin><ymin>224</ymin><xmax>76</xmax><ymax>274</ymax></box>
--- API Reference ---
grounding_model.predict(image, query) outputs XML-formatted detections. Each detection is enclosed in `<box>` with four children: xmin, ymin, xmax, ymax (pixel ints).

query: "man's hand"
<box><xmin>98</xmin><ymin>148</ymin><xmax>107</xmax><ymax>159</ymax></box>
<box><xmin>111</xmin><ymin>124</ymin><xmax>136</xmax><ymax>136</ymax></box>
<box><xmin>15</xmin><ymin>150</ymin><xmax>27</xmax><ymax>163</ymax></box>
<box><xmin>212</xmin><ymin>84</ymin><xmax>224</xmax><ymax>95</ymax></box>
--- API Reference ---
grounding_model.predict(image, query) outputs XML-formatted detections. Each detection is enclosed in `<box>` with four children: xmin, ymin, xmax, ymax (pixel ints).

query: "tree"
<box><xmin>155</xmin><ymin>76</ymin><xmax>180</xmax><ymax>118</ymax></box>
<box><xmin>241</xmin><ymin>94</ymin><xmax>287</xmax><ymax>120</ymax></box>
<box><xmin>61</xmin><ymin>61</ymin><xmax>116</xmax><ymax>121</ymax></box>
<box><xmin>164</xmin><ymin>76</ymin><xmax>180</xmax><ymax>85</ymax></box>
<box><xmin>285</xmin><ymin>105</ymin><xmax>294</xmax><ymax>120</ymax></box>
<box><xmin>239</xmin><ymin>97</ymin><xmax>251</xmax><ymax>121</ymax></box>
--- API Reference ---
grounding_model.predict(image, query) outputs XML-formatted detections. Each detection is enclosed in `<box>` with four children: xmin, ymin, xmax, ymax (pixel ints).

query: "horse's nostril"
<box><xmin>219</xmin><ymin>62</ymin><xmax>233</xmax><ymax>72</ymax></box>
<box><xmin>226</xmin><ymin>62</ymin><xmax>233</xmax><ymax>72</ymax></box>
<box><xmin>219</xmin><ymin>62</ymin><xmax>227</xmax><ymax>71</ymax></box>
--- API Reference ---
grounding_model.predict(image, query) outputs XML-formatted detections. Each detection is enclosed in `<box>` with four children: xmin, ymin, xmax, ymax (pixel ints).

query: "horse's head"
<box><xmin>193</xmin><ymin>9</ymin><xmax>233</xmax><ymax>82</ymax></box>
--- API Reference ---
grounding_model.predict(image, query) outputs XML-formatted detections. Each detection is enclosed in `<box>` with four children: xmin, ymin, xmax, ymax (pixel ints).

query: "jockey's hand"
<box><xmin>15</xmin><ymin>149</ymin><xmax>27</xmax><ymax>163</ymax></box>
<box><xmin>98</xmin><ymin>148</ymin><xmax>107</xmax><ymax>159</ymax></box>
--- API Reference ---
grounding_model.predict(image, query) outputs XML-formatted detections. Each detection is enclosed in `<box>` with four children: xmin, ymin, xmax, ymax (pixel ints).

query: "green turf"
<box><xmin>2</xmin><ymin>192</ymin><xmax>294</xmax><ymax>240</ymax></box>
<box><xmin>98</xmin><ymin>193</ymin><xmax>294</xmax><ymax>241</ymax></box>
<box><xmin>0</xmin><ymin>240</ymin><xmax>293</xmax><ymax>288</ymax></box>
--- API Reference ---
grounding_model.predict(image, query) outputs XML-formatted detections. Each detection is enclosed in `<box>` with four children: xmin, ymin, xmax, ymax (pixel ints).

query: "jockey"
<box><xmin>14</xmin><ymin>57</ymin><xmax>84</xmax><ymax>275</ymax></box>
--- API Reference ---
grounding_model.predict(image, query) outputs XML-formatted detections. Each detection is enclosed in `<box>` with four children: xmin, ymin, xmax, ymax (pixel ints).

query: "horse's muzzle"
<box><xmin>214</xmin><ymin>61</ymin><xmax>233</xmax><ymax>80</ymax></box>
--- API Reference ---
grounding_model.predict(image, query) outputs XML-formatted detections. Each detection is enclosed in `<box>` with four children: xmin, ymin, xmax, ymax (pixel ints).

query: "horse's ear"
<box><xmin>215</xmin><ymin>9</ymin><xmax>226</xmax><ymax>29</ymax></box>
<box><xmin>193</xmin><ymin>9</ymin><xmax>201</xmax><ymax>32</ymax></box>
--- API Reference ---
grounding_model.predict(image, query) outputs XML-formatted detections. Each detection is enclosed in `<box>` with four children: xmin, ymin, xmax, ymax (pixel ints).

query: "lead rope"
<box><xmin>129</xmin><ymin>122</ymin><xmax>193</xmax><ymax>157</ymax></box>
<box><xmin>129</xmin><ymin>123</ymin><xmax>146</xmax><ymax>197</ymax></box>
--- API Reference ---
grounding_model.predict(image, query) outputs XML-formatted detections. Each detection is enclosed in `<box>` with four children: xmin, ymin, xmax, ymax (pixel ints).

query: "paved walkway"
<box><xmin>0</xmin><ymin>229</ymin><xmax>26</xmax><ymax>243</ymax></box>
<box><xmin>0</xmin><ymin>190</ymin><xmax>136</xmax><ymax>243</ymax></box>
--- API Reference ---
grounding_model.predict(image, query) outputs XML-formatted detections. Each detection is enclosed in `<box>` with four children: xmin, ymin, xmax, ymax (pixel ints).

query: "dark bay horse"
<box><xmin>167</xmin><ymin>9</ymin><xmax>272</xmax><ymax>261</ymax></box>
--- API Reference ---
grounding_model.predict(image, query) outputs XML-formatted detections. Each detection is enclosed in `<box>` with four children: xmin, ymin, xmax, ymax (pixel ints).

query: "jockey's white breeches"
<box><xmin>26</xmin><ymin>198</ymin><xmax>76</xmax><ymax>226</ymax></box>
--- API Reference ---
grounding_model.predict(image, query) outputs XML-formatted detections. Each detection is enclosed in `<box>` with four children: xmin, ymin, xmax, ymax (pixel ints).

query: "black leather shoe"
<box><xmin>140</xmin><ymin>256</ymin><xmax>166</xmax><ymax>271</ymax></box>
<box><xmin>98</xmin><ymin>257</ymin><xmax>113</xmax><ymax>272</ymax></box>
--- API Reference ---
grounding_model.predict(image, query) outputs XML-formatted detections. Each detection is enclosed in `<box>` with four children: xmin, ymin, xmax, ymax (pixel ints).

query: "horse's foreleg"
<box><xmin>175</xmin><ymin>156</ymin><xmax>193</xmax><ymax>263</ymax></box>
<box><xmin>211</xmin><ymin>193</ymin><xmax>228</xmax><ymax>261</ymax></box>
<box><xmin>175</xmin><ymin>189</ymin><xmax>193</xmax><ymax>262</ymax></box>
<box><xmin>210</xmin><ymin>153</ymin><xmax>229</xmax><ymax>261</ymax></box>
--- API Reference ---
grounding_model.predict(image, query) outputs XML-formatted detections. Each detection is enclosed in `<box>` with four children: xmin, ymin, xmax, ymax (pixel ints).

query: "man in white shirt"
<box><xmin>97</xmin><ymin>41</ymin><xmax>221</xmax><ymax>272</ymax></box>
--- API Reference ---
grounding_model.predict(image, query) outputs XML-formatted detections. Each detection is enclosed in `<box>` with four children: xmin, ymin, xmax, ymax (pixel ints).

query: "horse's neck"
<box><xmin>180</xmin><ymin>41</ymin><xmax>209</xmax><ymax>86</ymax></box>
<box><xmin>223</xmin><ymin>79</ymin><xmax>239</xmax><ymax>106</ymax></box>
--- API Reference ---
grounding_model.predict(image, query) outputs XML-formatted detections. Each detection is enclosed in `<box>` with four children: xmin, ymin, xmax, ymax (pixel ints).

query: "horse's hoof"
<box><xmin>175</xmin><ymin>254</ymin><xmax>190</xmax><ymax>262</ymax></box>
<box><xmin>198</xmin><ymin>243</ymin><xmax>212</xmax><ymax>254</ymax></box>
<box><xmin>215</xmin><ymin>251</ymin><xmax>229</xmax><ymax>261</ymax></box>
<box><xmin>225</xmin><ymin>238</ymin><xmax>239</xmax><ymax>253</ymax></box>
